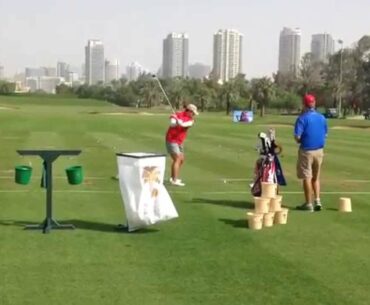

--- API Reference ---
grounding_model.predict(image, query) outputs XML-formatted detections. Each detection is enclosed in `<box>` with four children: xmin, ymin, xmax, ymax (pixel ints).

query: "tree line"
<box><xmin>55</xmin><ymin>72</ymin><xmax>302</xmax><ymax>117</ymax></box>
<box><xmin>0</xmin><ymin>81</ymin><xmax>15</xmax><ymax>95</ymax></box>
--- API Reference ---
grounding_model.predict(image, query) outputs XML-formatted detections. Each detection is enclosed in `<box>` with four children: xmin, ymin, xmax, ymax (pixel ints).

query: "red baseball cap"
<box><xmin>303</xmin><ymin>94</ymin><xmax>316</xmax><ymax>108</ymax></box>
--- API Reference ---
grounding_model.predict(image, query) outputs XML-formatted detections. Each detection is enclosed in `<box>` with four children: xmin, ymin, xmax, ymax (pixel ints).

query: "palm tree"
<box><xmin>219</xmin><ymin>79</ymin><xmax>239</xmax><ymax>115</ymax></box>
<box><xmin>165</xmin><ymin>78</ymin><xmax>185</xmax><ymax>110</ymax></box>
<box><xmin>233</xmin><ymin>74</ymin><xmax>252</xmax><ymax>110</ymax></box>
<box><xmin>203</xmin><ymin>78</ymin><xmax>221</xmax><ymax>110</ymax></box>
<box><xmin>139</xmin><ymin>78</ymin><xmax>160</xmax><ymax>108</ymax></box>
<box><xmin>251</xmin><ymin>77</ymin><xmax>275</xmax><ymax>117</ymax></box>
<box><xmin>183</xmin><ymin>78</ymin><xmax>212</xmax><ymax>112</ymax></box>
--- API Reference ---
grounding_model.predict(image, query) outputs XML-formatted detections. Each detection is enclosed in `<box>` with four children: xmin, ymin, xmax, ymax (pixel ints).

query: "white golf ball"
<box><xmin>223</xmin><ymin>179</ymin><xmax>227</xmax><ymax>184</ymax></box>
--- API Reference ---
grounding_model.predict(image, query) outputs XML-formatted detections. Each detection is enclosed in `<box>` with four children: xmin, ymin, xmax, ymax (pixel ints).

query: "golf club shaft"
<box><xmin>153</xmin><ymin>76</ymin><xmax>176</xmax><ymax>114</ymax></box>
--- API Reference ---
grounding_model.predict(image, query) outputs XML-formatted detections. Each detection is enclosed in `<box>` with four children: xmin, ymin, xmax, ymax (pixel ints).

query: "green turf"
<box><xmin>0</xmin><ymin>95</ymin><xmax>370</xmax><ymax>305</ymax></box>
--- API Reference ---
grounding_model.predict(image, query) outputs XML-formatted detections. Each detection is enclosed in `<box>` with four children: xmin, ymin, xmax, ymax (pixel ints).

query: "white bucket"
<box><xmin>254</xmin><ymin>197</ymin><xmax>270</xmax><ymax>214</ymax></box>
<box><xmin>274</xmin><ymin>208</ymin><xmax>289</xmax><ymax>225</ymax></box>
<box><xmin>339</xmin><ymin>197</ymin><xmax>352</xmax><ymax>212</ymax></box>
<box><xmin>261</xmin><ymin>182</ymin><xmax>277</xmax><ymax>198</ymax></box>
<box><xmin>270</xmin><ymin>195</ymin><xmax>282</xmax><ymax>212</ymax></box>
<box><xmin>247</xmin><ymin>212</ymin><xmax>263</xmax><ymax>230</ymax></box>
<box><xmin>263</xmin><ymin>212</ymin><xmax>275</xmax><ymax>227</ymax></box>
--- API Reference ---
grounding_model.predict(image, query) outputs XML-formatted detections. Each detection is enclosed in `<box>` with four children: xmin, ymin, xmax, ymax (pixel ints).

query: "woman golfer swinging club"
<box><xmin>165</xmin><ymin>103</ymin><xmax>199</xmax><ymax>186</ymax></box>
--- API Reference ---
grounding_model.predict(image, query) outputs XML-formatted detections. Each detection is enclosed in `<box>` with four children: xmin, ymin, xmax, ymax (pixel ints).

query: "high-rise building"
<box><xmin>25</xmin><ymin>76</ymin><xmax>63</xmax><ymax>94</ymax></box>
<box><xmin>25</xmin><ymin>68</ymin><xmax>42</xmax><ymax>78</ymax></box>
<box><xmin>0</xmin><ymin>65</ymin><xmax>4</xmax><ymax>79</ymax></box>
<box><xmin>39</xmin><ymin>77</ymin><xmax>63</xmax><ymax>94</ymax></box>
<box><xmin>40</xmin><ymin>67</ymin><xmax>56</xmax><ymax>77</ymax></box>
<box><xmin>85</xmin><ymin>39</ymin><xmax>105</xmax><ymax>85</ymax></box>
<box><xmin>311</xmin><ymin>33</ymin><xmax>335</xmax><ymax>63</ymax></box>
<box><xmin>68</xmin><ymin>72</ymin><xmax>79</xmax><ymax>82</ymax></box>
<box><xmin>25</xmin><ymin>77</ymin><xmax>39</xmax><ymax>92</ymax></box>
<box><xmin>189</xmin><ymin>63</ymin><xmax>211</xmax><ymax>79</ymax></box>
<box><xmin>57</xmin><ymin>62</ymin><xmax>70</xmax><ymax>79</ymax></box>
<box><xmin>126</xmin><ymin>62</ymin><xmax>148</xmax><ymax>82</ymax></box>
<box><xmin>105</xmin><ymin>59</ymin><xmax>119</xmax><ymax>83</ymax></box>
<box><xmin>212</xmin><ymin>29</ymin><xmax>243</xmax><ymax>83</ymax></box>
<box><xmin>162</xmin><ymin>33</ymin><xmax>189</xmax><ymax>78</ymax></box>
<box><xmin>278</xmin><ymin>27</ymin><xmax>301</xmax><ymax>76</ymax></box>
<box><xmin>25</xmin><ymin>67</ymin><xmax>56</xmax><ymax>78</ymax></box>
<box><xmin>81</xmin><ymin>63</ymin><xmax>86</xmax><ymax>77</ymax></box>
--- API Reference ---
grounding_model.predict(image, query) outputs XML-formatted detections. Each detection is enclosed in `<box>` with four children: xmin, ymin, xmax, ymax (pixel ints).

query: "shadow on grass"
<box><xmin>0</xmin><ymin>220</ymin><xmax>30</xmax><ymax>227</ymax></box>
<box><xmin>219</xmin><ymin>218</ymin><xmax>247</xmax><ymax>228</ymax></box>
<box><xmin>285</xmin><ymin>206</ymin><xmax>338</xmax><ymax>212</ymax></box>
<box><xmin>70</xmin><ymin>220</ymin><xmax>159</xmax><ymax>234</ymax></box>
<box><xmin>0</xmin><ymin>219</ymin><xmax>159</xmax><ymax>234</ymax></box>
<box><xmin>192</xmin><ymin>197</ymin><xmax>254</xmax><ymax>209</ymax></box>
<box><xmin>281</xmin><ymin>205</ymin><xmax>296</xmax><ymax>211</ymax></box>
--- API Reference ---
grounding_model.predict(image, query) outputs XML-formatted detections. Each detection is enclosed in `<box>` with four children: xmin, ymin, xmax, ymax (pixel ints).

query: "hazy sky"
<box><xmin>0</xmin><ymin>0</ymin><xmax>369</xmax><ymax>78</ymax></box>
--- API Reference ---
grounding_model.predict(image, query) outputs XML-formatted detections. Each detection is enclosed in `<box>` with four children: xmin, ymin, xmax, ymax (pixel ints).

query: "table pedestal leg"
<box><xmin>25</xmin><ymin>219</ymin><xmax>75</xmax><ymax>233</ymax></box>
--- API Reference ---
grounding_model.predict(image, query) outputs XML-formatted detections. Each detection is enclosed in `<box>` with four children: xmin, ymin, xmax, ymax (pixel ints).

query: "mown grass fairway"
<box><xmin>0</xmin><ymin>95</ymin><xmax>369</xmax><ymax>305</ymax></box>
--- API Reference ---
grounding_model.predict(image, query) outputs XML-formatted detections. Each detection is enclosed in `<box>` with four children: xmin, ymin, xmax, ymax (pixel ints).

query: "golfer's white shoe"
<box><xmin>169</xmin><ymin>177</ymin><xmax>182</xmax><ymax>183</ymax></box>
<box><xmin>170</xmin><ymin>178</ymin><xmax>185</xmax><ymax>186</ymax></box>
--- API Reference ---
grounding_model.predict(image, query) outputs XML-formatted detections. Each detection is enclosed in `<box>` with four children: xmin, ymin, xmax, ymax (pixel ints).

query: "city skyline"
<box><xmin>1</xmin><ymin>0</ymin><xmax>369</xmax><ymax>79</ymax></box>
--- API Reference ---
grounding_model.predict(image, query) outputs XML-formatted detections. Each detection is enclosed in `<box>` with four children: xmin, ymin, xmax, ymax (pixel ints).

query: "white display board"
<box><xmin>116</xmin><ymin>153</ymin><xmax>178</xmax><ymax>232</ymax></box>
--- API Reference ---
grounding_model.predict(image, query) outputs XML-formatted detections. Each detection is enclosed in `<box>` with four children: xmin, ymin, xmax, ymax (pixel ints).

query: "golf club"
<box><xmin>151</xmin><ymin>74</ymin><xmax>176</xmax><ymax>114</ymax></box>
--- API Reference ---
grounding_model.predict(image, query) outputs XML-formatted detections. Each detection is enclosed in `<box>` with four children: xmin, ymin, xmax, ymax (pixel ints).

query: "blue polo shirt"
<box><xmin>294</xmin><ymin>109</ymin><xmax>328</xmax><ymax>150</ymax></box>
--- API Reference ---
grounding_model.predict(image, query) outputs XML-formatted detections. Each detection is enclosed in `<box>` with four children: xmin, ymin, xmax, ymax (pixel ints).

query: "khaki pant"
<box><xmin>297</xmin><ymin>148</ymin><xmax>324</xmax><ymax>180</ymax></box>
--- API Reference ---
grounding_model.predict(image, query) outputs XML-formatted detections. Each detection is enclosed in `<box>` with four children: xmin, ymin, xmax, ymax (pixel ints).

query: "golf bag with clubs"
<box><xmin>250</xmin><ymin>128</ymin><xmax>287</xmax><ymax>197</ymax></box>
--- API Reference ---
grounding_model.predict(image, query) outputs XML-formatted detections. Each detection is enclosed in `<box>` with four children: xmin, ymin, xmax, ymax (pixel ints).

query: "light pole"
<box><xmin>337</xmin><ymin>39</ymin><xmax>344</xmax><ymax>118</ymax></box>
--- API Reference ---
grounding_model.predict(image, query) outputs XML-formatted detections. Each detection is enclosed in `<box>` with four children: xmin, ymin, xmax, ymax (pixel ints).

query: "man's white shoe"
<box><xmin>170</xmin><ymin>178</ymin><xmax>185</xmax><ymax>186</ymax></box>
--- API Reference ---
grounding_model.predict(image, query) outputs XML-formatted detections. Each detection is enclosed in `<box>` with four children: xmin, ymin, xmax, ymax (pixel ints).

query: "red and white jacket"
<box><xmin>165</xmin><ymin>111</ymin><xmax>194</xmax><ymax>144</ymax></box>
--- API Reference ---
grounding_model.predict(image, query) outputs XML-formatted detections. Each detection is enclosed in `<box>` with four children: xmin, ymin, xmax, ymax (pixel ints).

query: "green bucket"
<box><xmin>15</xmin><ymin>165</ymin><xmax>33</xmax><ymax>185</ymax></box>
<box><xmin>65</xmin><ymin>165</ymin><xmax>84</xmax><ymax>185</ymax></box>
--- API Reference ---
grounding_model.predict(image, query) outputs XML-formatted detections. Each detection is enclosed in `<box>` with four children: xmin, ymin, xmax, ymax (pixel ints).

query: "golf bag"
<box><xmin>251</xmin><ymin>128</ymin><xmax>287</xmax><ymax>197</ymax></box>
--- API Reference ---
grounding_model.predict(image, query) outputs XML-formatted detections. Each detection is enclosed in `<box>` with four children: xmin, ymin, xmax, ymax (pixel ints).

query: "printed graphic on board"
<box><xmin>232</xmin><ymin>110</ymin><xmax>254</xmax><ymax>123</ymax></box>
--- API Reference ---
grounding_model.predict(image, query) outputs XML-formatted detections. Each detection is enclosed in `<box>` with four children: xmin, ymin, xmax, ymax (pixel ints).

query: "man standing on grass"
<box><xmin>165</xmin><ymin>104</ymin><xmax>198</xmax><ymax>187</ymax></box>
<box><xmin>294</xmin><ymin>94</ymin><xmax>328</xmax><ymax>211</ymax></box>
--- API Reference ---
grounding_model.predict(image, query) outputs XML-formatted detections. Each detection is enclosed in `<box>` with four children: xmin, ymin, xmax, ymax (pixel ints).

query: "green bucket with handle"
<box><xmin>66</xmin><ymin>165</ymin><xmax>84</xmax><ymax>185</ymax></box>
<box><xmin>15</xmin><ymin>165</ymin><xmax>33</xmax><ymax>185</ymax></box>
